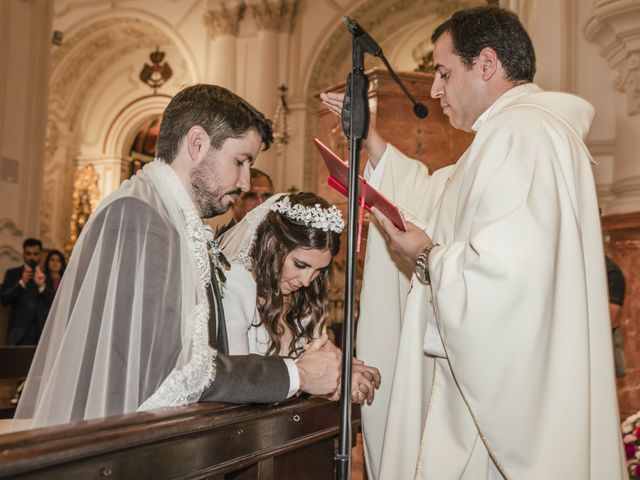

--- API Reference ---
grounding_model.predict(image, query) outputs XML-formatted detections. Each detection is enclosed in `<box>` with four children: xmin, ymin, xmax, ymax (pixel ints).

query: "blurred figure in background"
<box><xmin>1</xmin><ymin>238</ymin><xmax>47</xmax><ymax>345</ymax></box>
<box><xmin>217</xmin><ymin>167</ymin><xmax>274</xmax><ymax>236</ymax></box>
<box><xmin>43</xmin><ymin>250</ymin><xmax>67</xmax><ymax>299</ymax></box>
<box><xmin>606</xmin><ymin>255</ymin><xmax>626</xmax><ymax>378</ymax></box>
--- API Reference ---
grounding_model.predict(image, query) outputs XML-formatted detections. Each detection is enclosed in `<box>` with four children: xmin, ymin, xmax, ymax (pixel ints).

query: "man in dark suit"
<box><xmin>1</xmin><ymin>238</ymin><xmax>48</xmax><ymax>345</ymax></box>
<box><xmin>217</xmin><ymin>167</ymin><xmax>274</xmax><ymax>236</ymax></box>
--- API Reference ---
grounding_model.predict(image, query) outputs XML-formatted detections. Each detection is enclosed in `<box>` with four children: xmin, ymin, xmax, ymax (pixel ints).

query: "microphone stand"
<box><xmin>335</xmin><ymin>32</ymin><xmax>368</xmax><ymax>480</ymax></box>
<box><xmin>335</xmin><ymin>16</ymin><xmax>427</xmax><ymax>480</ymax></box>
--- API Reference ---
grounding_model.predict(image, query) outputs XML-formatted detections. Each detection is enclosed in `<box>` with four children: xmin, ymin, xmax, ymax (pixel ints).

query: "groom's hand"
<box><xmin>295</xmin><ymin>334</ymin><xmax>341</xmax><ymax>396</ymax></box>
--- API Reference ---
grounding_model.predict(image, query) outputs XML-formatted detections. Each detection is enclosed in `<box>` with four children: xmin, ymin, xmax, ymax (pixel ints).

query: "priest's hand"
<box><xmin>371</xmin><ymin>207</ymin><xmax>432</xmax><ymax>270</ymax></box>
<box><xmin>319</xmin><ymin>91</ymin><xmax>388</xmax><ymax>168</ymax></box>
<box><xmin>351</xmin><ymin>358</ymin><xmax>381</xmax><ymax>405</ymax></box>
<box><xmin>295</xmin><ymin>334</ymin><xmax>342</xmax><ymax>397</ymax></box>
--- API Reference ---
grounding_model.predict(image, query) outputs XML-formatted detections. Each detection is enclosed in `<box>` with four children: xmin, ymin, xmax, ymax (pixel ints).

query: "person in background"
<box><xmin>601</xmin><ymin>208</ymin><xmax>626</xmax><ymax>378</ymax></box>
<box><xmin>43</xmin><ymin>250</ymin><xmax>66</xmax><ymax>298</ymax></box>
<box><xmin>217</xmin><ymin>167</ymin><xmax>274</xmax><ymax>236</ymax></box>
<box><xmin>1</xmin><ymin>238</ymin><xmax>47</xmax><ymax>345</ymax></box>
<box><xmin>606</xmin><ymin>255</ymin><xmax>626</xmax><ymax>377</ymax></box>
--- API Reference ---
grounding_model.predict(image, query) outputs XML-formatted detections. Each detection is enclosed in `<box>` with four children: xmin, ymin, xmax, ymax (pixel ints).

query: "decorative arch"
<box><xmin>303</xmin><ymin>0</ymin><xmax>481</xmax><ymax>96</ymax></box>
<box><xmin>61</xmin><ymin>8</ymin><xmax>201</xmax><ymax>84</ymax></box>
<box><xmin>41</xmin><ymin>14</ymin><xmax>194</xmax><ymax>250</ymax></box>
<box><xmin>104</xmin><ymin>94</ymin><xmax>171</xmax><ymax>164</ymax></box>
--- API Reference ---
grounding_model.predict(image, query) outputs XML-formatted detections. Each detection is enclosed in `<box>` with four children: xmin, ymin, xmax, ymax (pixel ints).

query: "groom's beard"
<box><xmin>190</xmin><ymin>152</ymin><xmax>239</xmax><ymax>219</ymax></box>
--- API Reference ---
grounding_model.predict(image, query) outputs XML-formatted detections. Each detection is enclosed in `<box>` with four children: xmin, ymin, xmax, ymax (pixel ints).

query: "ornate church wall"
<box><xmin>583</xmin><ymin>0</ymin><xmax>640</xmax><ymax>419</ymax></box>
<box><xmin>2</xmin><ymin>0</ymin><xmax>637</xmax><ymax>256</ymax></box>
<box><xmin>42</xmin><ymin>3</ymin><xmax>200</xmax><ymax>251</ymax></box>
<box><xmin>0</xmin><ymin>0</ymin><xmax>52</xmax><ymax>277</ymax></box>
<box><xmin>2</xmin><ymin>0</ymin><xmax>640</xmax><ymax>414</ymax></box>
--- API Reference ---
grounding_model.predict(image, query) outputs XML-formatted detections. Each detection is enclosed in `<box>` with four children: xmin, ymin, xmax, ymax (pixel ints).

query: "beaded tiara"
<box><xmin>270</xmin><ymin>196</ymin><xmax>344</xmax><ymax>234</ymax></box>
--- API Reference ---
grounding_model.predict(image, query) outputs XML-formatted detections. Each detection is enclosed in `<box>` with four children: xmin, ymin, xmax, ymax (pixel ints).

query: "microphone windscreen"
<box><xmin>414</xmin><ymin>103</ymin><xmax>429</xmax><ymax>119</ymax></box>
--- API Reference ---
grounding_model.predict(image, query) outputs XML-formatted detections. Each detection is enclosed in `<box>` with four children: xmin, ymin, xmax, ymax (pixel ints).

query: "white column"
<box><xmin>0</xmin><ymin>0</ymin><xmax>52</xmax><ymax>273</ymax></box>
<box><xmin>210</xmin><ymin>35</ymin><xmax>238</xmax><ymax>90</ymax></box>
<box><xmin>585</xmin><ymin>0</ymin><xmax>640</xmax><ymax>214</ymax></box>
<box><xmin>253</xmin><ymin>29</ymin><xmax>280</xmax><ymax>124</ymax></box>
<box><xmin>42</xmin><ymin>122</ymin><xmax>76</xmax><ymax>251</ymax></box>
<box><xmin>246</xmin><ymin>0</ymin><xmax>298</xmax><ymax>185</ymax></box>
<box><xmin>204</xmin><ymin>2</ymin><xmax>245</xmax><ymax>90</ymax></box>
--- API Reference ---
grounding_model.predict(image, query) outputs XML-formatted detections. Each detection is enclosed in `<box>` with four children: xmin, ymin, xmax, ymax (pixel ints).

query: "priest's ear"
<box><xmin>186</xmin><ymin>125</ymin><xmax>211</xmax><ymax>163</ymax></box>
<box><xmin>477</xmin><ymin>47</ymin><xmax>499</xmax><ymax>81</ymax></box>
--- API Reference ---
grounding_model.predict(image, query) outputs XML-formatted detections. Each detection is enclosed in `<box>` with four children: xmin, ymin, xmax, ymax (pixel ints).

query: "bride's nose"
<box><xmin>299</xmin><ymin>270</ymin><xmax>313</xmax><ymax>287</ymax></box>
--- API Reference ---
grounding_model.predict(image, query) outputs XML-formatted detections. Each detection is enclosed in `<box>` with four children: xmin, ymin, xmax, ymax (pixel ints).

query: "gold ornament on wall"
<box><xmin>66</xmin><ymin>164</ymin><xmax>100</xmax><ymax>255</ymax></box>
<box><xmin>139</xmin><ymin>46</ymin><xmax>173</xmax><ymax>93</ymax></box>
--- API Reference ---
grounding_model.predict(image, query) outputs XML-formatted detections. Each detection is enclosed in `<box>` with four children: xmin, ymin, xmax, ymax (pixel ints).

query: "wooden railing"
<box><xmin>0</xmin><ymin>346</ymin><xmax>36</xmax><ymax>419</ymax></box>
<box><xmin>0</xmin><ymin>397</ymin><xmax>359</xmax><ymax>479</ymax></box>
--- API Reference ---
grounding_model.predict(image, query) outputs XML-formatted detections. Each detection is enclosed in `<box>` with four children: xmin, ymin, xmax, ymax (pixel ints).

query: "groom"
<box><xmin>161</xmin><ymin>85</ymin><xmax>345</xmax><ymax>404</ymax></box>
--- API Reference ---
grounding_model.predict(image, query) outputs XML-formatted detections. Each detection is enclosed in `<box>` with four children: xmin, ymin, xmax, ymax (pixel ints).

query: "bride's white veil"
<box><xmin>218</xmin><ymin>193</ymin><xmax>288</xmax><ymax>265</ymax></box>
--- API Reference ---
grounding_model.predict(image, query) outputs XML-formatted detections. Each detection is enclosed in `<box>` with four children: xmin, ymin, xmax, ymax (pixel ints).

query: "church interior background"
<box><xmin>1</xmin><ymin>0</ymin><xmax>640</xmax><ymax>422</ymax></box>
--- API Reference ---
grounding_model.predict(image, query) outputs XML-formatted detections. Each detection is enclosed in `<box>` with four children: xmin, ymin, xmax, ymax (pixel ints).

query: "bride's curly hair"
<box><xmin>250</xmin><ymin>192</ymin><xmax>341</xmax><ymax>356</ymax></box>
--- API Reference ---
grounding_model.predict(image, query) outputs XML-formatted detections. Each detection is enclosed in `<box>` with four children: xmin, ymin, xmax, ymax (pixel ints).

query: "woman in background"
<box><xmin>43</xmin><ymin>250</ymin><xmax>66</xmax><ymax>297</ymax></box>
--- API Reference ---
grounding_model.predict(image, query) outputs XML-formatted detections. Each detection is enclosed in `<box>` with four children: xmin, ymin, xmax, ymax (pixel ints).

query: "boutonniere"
<box><xmin>209</xmin><ymin>238</ymin><xmax>230</xmax><ymax>293</ymax></box>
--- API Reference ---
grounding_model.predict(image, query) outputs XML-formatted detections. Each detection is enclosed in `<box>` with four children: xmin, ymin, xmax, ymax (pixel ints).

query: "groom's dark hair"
<box><xmin>156</xmin><ymin>84</ymin><xmax>274</xmax><ymax>164</ymax></box>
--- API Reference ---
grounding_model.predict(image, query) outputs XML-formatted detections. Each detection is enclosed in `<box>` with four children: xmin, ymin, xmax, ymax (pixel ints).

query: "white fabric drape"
<box><xmin>360</xmin><ymin>84</ymin><xmax>627</xmax><ymax>479</ymax></box>
<box><xmin>14</xmin><ymin>161</ymin><xmax>217</xmax><ymax>429</ymax></box>
<box><xmin>218</xmin><ymin>193</ymin><xmax>284</xmax><ymax>267</ymax></box>
<box><xmin>358</xmin><ymin>146</ymin><xmax>453</xmax><ymax>480</ymax></box>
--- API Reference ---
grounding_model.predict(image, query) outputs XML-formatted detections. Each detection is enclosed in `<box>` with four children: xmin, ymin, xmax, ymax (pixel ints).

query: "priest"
<box><xmin>323</xmin><ymin>5</ymin><xmax>626</xmax><ymax>480</ymax></box>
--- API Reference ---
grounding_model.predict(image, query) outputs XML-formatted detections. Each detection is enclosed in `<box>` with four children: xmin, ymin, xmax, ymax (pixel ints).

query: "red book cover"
<box><xmin>312</xmin><ymin>137</ymin><xmax>407</xmax><ymax>232</ymax></box>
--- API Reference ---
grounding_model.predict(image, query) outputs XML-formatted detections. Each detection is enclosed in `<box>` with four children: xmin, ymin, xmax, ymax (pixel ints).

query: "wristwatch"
<box><xmin>414</xmin><ymin>244</ymin><xmax>436</xmax><ymax>285</ymax></box>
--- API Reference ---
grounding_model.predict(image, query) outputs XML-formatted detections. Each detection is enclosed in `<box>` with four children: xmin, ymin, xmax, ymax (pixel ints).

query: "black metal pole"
<box><xmin>335</xmin><ymin>36</ymin><xmax>369</xmax><ymax>480</ymax></box>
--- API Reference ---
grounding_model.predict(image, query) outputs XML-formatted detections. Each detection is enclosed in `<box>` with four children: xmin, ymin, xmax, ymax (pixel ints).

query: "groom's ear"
<box><xmin>186</xmin><ymin>126</ymin><xmax>209</xmax><ymax>164</ymax></box>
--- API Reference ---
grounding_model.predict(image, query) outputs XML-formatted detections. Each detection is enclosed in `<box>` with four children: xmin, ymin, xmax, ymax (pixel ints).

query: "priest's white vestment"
<box><xmin>358</xmin><ymin>83</ymin><xmax>627</xmax><ymax>479</ymax></box>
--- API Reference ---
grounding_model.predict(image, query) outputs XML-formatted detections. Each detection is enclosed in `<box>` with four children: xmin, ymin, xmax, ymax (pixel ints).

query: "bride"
<box><xmin>219</xmin><ymin>192</ymin><xmax>380</xmax><ymax>404</ymax></box>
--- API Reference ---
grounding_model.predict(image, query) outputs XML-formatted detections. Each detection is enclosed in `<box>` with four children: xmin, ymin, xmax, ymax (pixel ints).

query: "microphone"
<box><xmin>343</xmin><ymin>16</ymin><xmax>428</xmax><ymax>119</ymax></box>
<box><xmin>343</xmin><ymin>16</ymin><xmax>382</xmax><ymax>57</ymax></box>
<box><xmin>379</xmin><ymin>55</ymin><xmax>429</xmax><ymax>119</ymax></box>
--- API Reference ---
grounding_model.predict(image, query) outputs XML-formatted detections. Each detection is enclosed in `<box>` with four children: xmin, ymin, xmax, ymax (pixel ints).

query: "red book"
<box><xmin>312</xmin><ymin>137</ymin><xmax>407</xmax><ymax>232</ymax></box>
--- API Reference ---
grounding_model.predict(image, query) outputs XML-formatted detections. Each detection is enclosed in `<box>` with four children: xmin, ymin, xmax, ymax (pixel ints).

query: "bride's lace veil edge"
<box><xmin>218</xmin><ymin>193</ymin><xmax>288</xmax><ymax>266</ymax></box>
